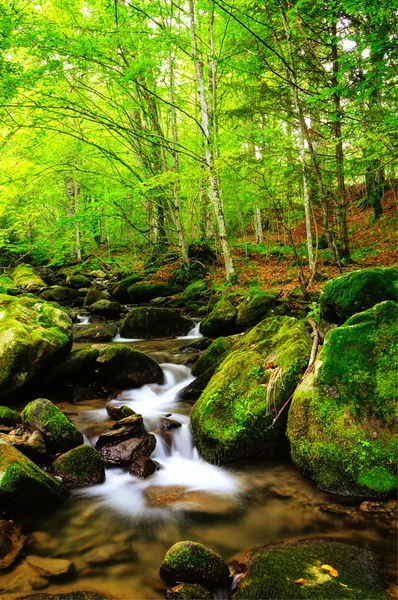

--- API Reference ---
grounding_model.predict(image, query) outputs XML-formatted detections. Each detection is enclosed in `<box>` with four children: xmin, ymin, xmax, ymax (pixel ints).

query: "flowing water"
<box><xmin>1</xmin><ymin>335</ymin><xmax>396</xmax><ymax>599</ymax></box>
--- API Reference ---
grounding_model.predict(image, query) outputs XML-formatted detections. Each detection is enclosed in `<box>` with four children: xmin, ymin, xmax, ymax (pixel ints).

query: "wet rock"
<box><xmin>231</xmin><ymin>540</ymin><xmax>386</xmax><ymax>599</ymax></box>
<box><xmin>48</xmin><ymin>348</ymin><xmax>100</xmax><ymax>383</ymax></box>
<box><xmin>106</xmin><ymin>404</ymin><xmax>136</xmax><ymax>421</ymax></box>
<box><xmin>73</xmin><ymin>322</ymin><xmax>117</xmax><ymax>343</ymax></box>
<box><xmin>127</xmin><ymin>282</ymin><xmax>178</xmax><ymax>304</ymax></box>
<box><xmin>178</xmin><ymin>338</ymin><xmax>212</xmax><ymax>353</ymax></box>
<box><xmin>26</xmin><ymin>555</ymin><xmax>75</xmax><ymax>578</ymax></box>
<box><xmin>99</xmin><ymin>433</ymin><xmax>156</xmax><ymax>465</ymax></box>
<box><xmin>166</xmin><ymin>583</ymin><xmax>213</xmax><ymax>599</ymax></box>
<box><xmin>0</xmin><ymin>520</ymin><xmax>26</xmax><ymax>569</ymax></box>
<box><xmin>200</xmin><ymin>299</ymin><xmax>237</xmax><ymax>337</ymax></box>
<box><xmin>40</xmin><ymin>286</ymin><xmax>81</xmax><ymax>303</ymax></box>
<box><xmin>96</xmin><ymin>344</ymin><xmax>164</xmax><ymax>388</ymax></box>
<box><xmin>0</xmin><ymin>294</ymin><xmax>72</xmax><ymax>397</ymax></box>
<box><xmin>89</xmin><ymin>299</ymin><xmax>121</xmax><ymax>320</ymax></box>
<box><xmin>160</xmin><ymin>541</ymin><xmax>230</xmax><ymax>590</ymax></box>
<box><xmin>0</xmin><ymin>429</ymin><xmax>46</xmax><ymax>460</ymax></box>
<box><xmin>83</xmin><ymin>288</ymin><xmax>110</xmax><ymax>306</ymax></box>
<box><xmin>66</xmin><ymin>274</ymin><xmax>91</xmax><ymax>288</ymax></box>
<box><xmin>177</xmin><ymin>369</ymin><xmax>214</xmax><ymax>403</ymax></box>
<box><xmin>129</xmin><ymin>456</ymin><xmax>159</xmax><ymax>478</ymax></box>
<box><xmin>22</xmin><ymin>398</ymin><xmax>84</xmax><ymax>454</ymax></box>
<box><xmin>51</xmin><ymin>444</ymin><xmax>105</xmax><ymax>486</ymax></box>
<box><xmin>160</xmin><ymin>418</ymin><xmax>182</xmax><ymax>430</ymax></box>
<box><xmin>0</xmin><ymin>406</ymin><xmax>21</xmax><ymax>427</ymax></box>
<box><xmin>84</xmin><ymin>543</ymin><xmax>133</xmax><ymax>565</ymax></box>
<box><xmin>0</xmin><ymin>441</ymin><xmax>68</xmax><ymax>509</ymax></box>
<box><xmin>120</xmin><ymin>307</ymin><xmax>193</xmax><ymax>339</ymax></box>
<box><xmin>95</xmin><ymin>414</ymin><xmax>146</xmax><ymax>448</ymax></box>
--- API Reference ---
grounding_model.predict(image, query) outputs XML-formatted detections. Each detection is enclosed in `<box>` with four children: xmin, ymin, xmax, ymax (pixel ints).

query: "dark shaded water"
<box><xmin>1</xmin><ymin>336</ymin><xmax>396</xmax><ymax>599</ymax></box>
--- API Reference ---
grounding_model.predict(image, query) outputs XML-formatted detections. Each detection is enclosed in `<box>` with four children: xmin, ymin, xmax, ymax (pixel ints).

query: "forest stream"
<box><xmin>1</xmin><ymin>324</ymin><xmax>396</xmax><ymax>600</ymax></box>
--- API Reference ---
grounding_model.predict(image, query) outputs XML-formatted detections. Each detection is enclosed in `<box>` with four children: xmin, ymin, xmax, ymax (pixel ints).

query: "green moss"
<box><xmin>89</xmin><ymin>299</ymin><xmax>121</xmax><ymax>317</ymax></box>
<box><xmin>12</xmin><ymin>264</ymin><xmax>44</xmax><ymax>289</ymax></box>
<box><xmin>96</xmin><ymin>344</ymin><xmax>164</xmax><ymax>388</ymax></box>
<box><xmin>22</xmin><ymin>398</ymin><xmax>83</xmax><ymax>454</ymax></box>
<box><xmin>66</xmin><ymin>274</ymin><xmax>91</xmax><ymax>288</ymax></box>
<box><xmin>236</xmin><ymin>290</ymin><xmax>280</xmax><ymax>331</ymax></box>
<box><xmin>191</xmin><ymin>337</ymin><xmax>233</xmax><ymax>377</ymax></box>
<box><xmin>127</xmin><ymin>282</ymin><xmax>177</xmax><ymax>303</ymax></box>
<box><xmin>111</xmin><ymin>274</ymin><xmax>145</xmax><ymax>302</ymax></box>
<box><xmin>191</xmin><ymin>316</ymin><xmax>312</xmax><ymax>464</ymax></box>
<box><xmin>288</xmin><ymin>301</ymin><xmax>397</xmax><ymax>496</ymax></box>
<box><xmin>83</xmin><ymin>289</ymin><xmax>109</xmax><ymax>306</ymax></box>
<box><xmin>120</xmin><ymin>307</ymin><xmax>192</xmax><ymax>339</ymax></box>
<box><xmin>0</xmin><ymin>406</ymin><xmax>21</xmax><ymax>426</ymax></box>
<box><xmin>200</xmin><ymin>299</ymin><xmax>237</xmax><ymax>337</ymax></box>
<box><xmin>180</xmin><ymin>280</ymin><xmax>209</xmax><ymax>302</ymax></box>
<box><xmin>320</xmin><ymin>266</ymin><xmax>398</xmax><ymax>323</ymax></box>
<box><xmin>52</xmin><ymin>444</ymin><xmax>105</xmax><ymax>485</ymax></box>
<box><xmin>166</xmin><ymin>583</ymin><xmax>213</xmax><ymax>599</ymax></box>
<box><xmin>0</xmin><ymin>440</ymin><xmax>68</xmax><ymax>508</ymax></box>
<box><xmin>233</xmin><ymin>540</ymin><xmax>386</xmax><ymax>599</ymax></box>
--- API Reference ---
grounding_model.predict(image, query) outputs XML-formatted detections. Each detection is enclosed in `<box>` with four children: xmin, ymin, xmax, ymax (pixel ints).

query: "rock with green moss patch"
<box><xmin>320</xmin><ymin>266</ymin><xmax>398</xmax><ymax>323</ymax></box>
<box><xmin>96</xmin><ymin>344</ymin><xmax>164</xmax><ymax>388</ymax></box>
<box><xmin>0</xmin><ymin>294</ymin><xmax>73</xmax><ymax>398</ymax></box>
<box><xmin>83</xmin><ymin>289</ymin><xmax>110</xmax><ymax>307</ymax></box>
<box><xmin>0</xmin><ymin>441</ymin><xmax>68</xmax><ymax>508</ymax></box>
<box><xmin>111</xmin><ymin>274</ymin><xmax>145</xmax><ymax>303</ymax></box>
<box><xmin>0</xmin><ymin>275</ymin><xmax>14</xmax><ymax>294</ymax></box>
<box><xmin>191</xmin><ymin>316</ymin><xmax>312</xmax><ymax>464</ymax></box>
<box><xmin>191</xmin><ymin>337</ymin><xmax>233</xmax><ymax>377</ymax></box>
<box><xmin>49</xmin><ymin>347</ymin><xmax>100</xmax><ymax>383</ymax></box>
<box><xmin>41</xmin><ymin>286</ymin><xmax>83</xmax><ymax>304</ymax></box>
<box><xmin>166</xmin><ymin>583</ymin><xmax>213</xmax><ymax>599</ymax></box>
<box><xmin>232</xmin><ymin>540</ymin><xmax>386</xmax><ymax>599</ymax></box>
<box><xmin>200</xmin><ymin>299</ymin><xmax>237</xmax><ymax>337</ymax></box>
<box><xmin>128</xmin><ymin>282</ymin><xmax>178</xmax><ymax>304</ymax></box>
<box><xmin>73</xmin><ymin>323</ymin><xmax>117</xmax><ymax>343</ymax></box>
<box><xmin>12</xmin><ymin>265</ymin><xmax>45</xmax><ymax>290</ymax></box>
<box><xmin>236</xmin><ymin>290</ymin><xmax>280</xmax><ymax>331</ymax></box>
<box><xmin>0</xmin><ymin>406</ymin><xmax>21</xmax><ymax>426</ymax></box>
<box><xmin>88</xmin><ymin>299</ymin><xmax>121</xmax><ymax>319</ymax></box>
<box><xmin>180</xmin><ymin>281</ymin><xmax>209</xmax><ymax>303</ymax></box>
<box><xmin>51</xmin><ymin>444</ymin><xmax>105</xmax><ymax>486</ymax></box>
<box><xmin>160</xmin><ymin>541</ymin><xmax>230</xmax><ymax>590</ymax></box>
<box><xmin>66</xmin><ymin>274</ymin><xmax>91</xmax><ymax>288</ymax></box>
<box><xmin>288</xmin><ymin>301</ymin><xmax>397</xmax><ymax>497</ymax></box>
<box><xmin>22</xmin><ymin>399</ymin><xmax>83</xmax><ymax>454</ymax></box>
<box><xmin>120</xmin><ymin>307</ymin><xmax>193</xmax><ymax>339</ymax></box>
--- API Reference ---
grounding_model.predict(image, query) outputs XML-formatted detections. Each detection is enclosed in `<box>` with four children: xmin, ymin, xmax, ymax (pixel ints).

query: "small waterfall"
<box><xmin>177</xmin><ymin>321</ymin><xmax>203</xmax><ymax>340</ymax></box>
<box><xmin>76</xmin><ymin>314</ymin><xmax>91</xmax><ymax>324</ymax></box>
<box><xmin>112</xmin><ymin>332</ymin><xmax>143</xmax><ymax>342</ymax></box>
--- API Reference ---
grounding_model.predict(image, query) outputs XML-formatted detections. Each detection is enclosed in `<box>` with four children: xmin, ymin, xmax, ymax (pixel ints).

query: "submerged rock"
<box><xmin>120</xmin><ymin>307</ymin><xmax>193</xmax><ymax>339</ymax></box>
<box><xmin>0</xmin><ymin>520</ymin><xmax>26</xmax><ymax>569</ymax></box>
<box><xmin>191</xmin><ymin>316</ymin><xmax>312</xmax><ymax>464</ymax></box>
<box><xmin>200</xmin><ymin>299</ymin><xmax>237</xmax><ymax>337</ymax></box>
<box><xmin>0</xmin><ymin>441</ymin><xmax>68</xmax><ymax>509</ymax></box>
<box><xmin>22</xmin><ymin>398</ymin><xmax>84</xmax><ymax>454</ymax></box>
<box><xmin>160</xmin><ymin>541</ymin><xmax>230</xmax><ymax>590</ymax></box>
<box><xmin>96</xmin><ymin>345</ymin><xmax>164</xmax><ymax>388</ymax></box>
<box><xmin>51</xmin><ymin>444</ymin><xmax>105</xmax><ymax>486</ymax></box>
<box><xmin>288</xmin><ymin>301</ymin><xmax>397</xmax><ymax>497</ymax></box>
<box><xmin>0</xmin><ymin>294</ymin><xmax>72</xmax><ymax>398</ymax></box>
<box><xmin>320</xmin><ymin>265</ymin><xmax>398</xmax><ymax>323</ymax></box>
<box><xmin>72</xmin><ymin>322</ymin><xmax>117</xmax><ymax>343</ymax></box>
<box><xmin>26</xmin><ymin>555</ymin><xmax>75</xmax><ymax>578</ymax></box>
<box><xmin>232</xmin><ymin>540</ymin><xmax>386</xmax><ymax>599</ymax></box>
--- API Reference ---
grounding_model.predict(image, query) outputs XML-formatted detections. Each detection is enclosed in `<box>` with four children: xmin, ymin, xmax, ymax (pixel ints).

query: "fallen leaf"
<box><xmin>286</xmin><ymin>578</ymin><xmax>308</xmax><ymax>585</ymax></box>
<box><xmin>321</xmin><ymin>564</ymin><xmax>339</xmax><ymax>577</ymax></box>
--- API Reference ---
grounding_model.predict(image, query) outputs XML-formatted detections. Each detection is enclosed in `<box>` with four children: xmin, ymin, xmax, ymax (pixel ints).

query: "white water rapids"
<box><xmin>79</xmin><ymin>362</ymin><xmax>239</xmax><ymax>519</ymax></box>
<box><xmin>112</xmin><ymin>320</ymin><xmax>203</xmax><ymax>343</ymax></box>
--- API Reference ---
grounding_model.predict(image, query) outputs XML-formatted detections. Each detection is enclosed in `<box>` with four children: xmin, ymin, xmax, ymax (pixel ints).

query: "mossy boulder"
<box><xmin>191</xmin><ymin>337</ymin><xmax>233</xmax><ymax>377</ymax></box>
<box><xmin>0</xmin><ymin>294</ymin><xmax>73</xmax><ymax>397</ymax></box>
<box><xmin>96</xmin><ymin>344</ymin><xmax>164</xmax><ymax>388</ymax></box>
<box><xmin>0</xmin><ymin>406</ymin><xmax>21</xmax><ymax>426</ymax></box>
<box><xmin>288</xmin><ymin>301</ymin><xmax>397</xmax><ymax>497</ymax></box>
<box><xmin>73</xmin><ymin>323</ymin><xmax>117</xmax><ymax>343</ymax></box>
<box><xmin>0</xmin><ymin>275</ymin><xmax>14</xmax><ymax>294</ymax></box>
<box><xmin>51</xmin><ymin>444</ymin><xmax>105</xmax><ymax>486</ymax></box>
<box><xmin>0</xmin><ymin>441</ymin><xmax>68</xmax><ymax>508</ymax></box>
<box><xmin>191</xmin><ymin>316</ymin><xmax>312</xmax><ymax>464</ymax></box>
<box><xmin>49</xmin><ymin>347</ymin><xmax>100</xmax><ymax>383</ymax></box>
<box><xmin>89</xmin><ymin>299</ymin><xmax>121</xmax><ymax>319</ymax></box>
<box><xmin>166</xmin><ymin>584</ymin><xmax>213</xmax><ymax>599</ymax></box>
<box><xmin>320</xmin><ymin>266</ymin><xmax>398</xmax><ymax>323</ymax></box>
<box><xmin>180</xmin><ymin>280</ymin><xmax>209</xmax><ymax>303</ymax></box>
<box><xmin>160</xmin><ymin>541</ymin><xmax>230</xmax><ymax>590</ymax></box>
<box><xmin>232</xmin><ymin>540</ymin><xmax>386</xmax><ymax>599</ymax></box>
<box><xmin>22</xmin><ymin>399</ymin><xmax>84</xmax><ymax>454</ymax></box>
<box><xmin>120</xmin><ymin>307</ymin><xmax>193</xmax><ymax>339</ymax></box>
<box><xmin>127</xmin><ymin>282</ymin><xmax>178</xmax><ymax>304</ymax></box>
<box><xmin>236</xmin><ymin>290</ymin><xmax>280</xmax><ymax>331</ymax></box>
<box><xmin>66</xmin><ymin>274</ymin><xmax>91</xmax><ymax>288</ymax></box>
<box><xmin>111</xmin><ymin>274</ymin><xmax>145</xmax><ymax>303</ymax></box>
<box><xmin>12</xmin><ymin>264</ymin><xmax>45</xmax><ymax>289</ymax></box>
<box><xmin>83</xmin><ymin>289</ymin><xmax>110</xmax><ymax>307</ymax></box>
<box><xmin>200</xmin><ymin>299</ymin><xmax>237</xmax><ymax>337</ymax></box>
<box><xmin>40</xmin><ymin>286</ymin><xmax>81</xmax><ymax>303</ymax></box>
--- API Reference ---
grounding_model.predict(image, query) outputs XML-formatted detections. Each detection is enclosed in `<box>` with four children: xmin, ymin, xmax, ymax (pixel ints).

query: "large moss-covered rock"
<box><xmin>51</xmin><ymin>444</ymin><xmax>105</xmax><ymax>486</ymax></box>
<box><xmin>89</xmin><ymin>299</ymin><xmax>121</xmax><ymax>319</ymax></box>
<box><xmin>111</xmin><ymin>274</ymin><xmax>145</xmax><ymax>303</ymax></box>
<box><xmin>49</xmin><ymin>347</ymin><xmax>100</xmax><ymax>382</ymax></box>
<box><xmin>288</xmin><ymin>301</ymin><xmax>397</xmax><ymax>497</ymax></box>
<box><xmin>120</xmin><ymin>307</ymin><xmax>193</xmax><ymax>339</ymax></box>
<box><xmin>0</xmin><ymin>441</ymin><xmax>68</xmax><ymax>508</ymax></box>
<box><xmin>83</xmin><ymin>289</ymin><xmax>110</xmax><ymax>307</ymax></box>
<box><xmin>232</xmin><ymin>540</ymin><xmax>386</xmax><ymax>599</ymax></box>
<box><xmin>191</xmin><ymin>316</ymin><xmax>312</xmax><ymax>464</ymax></box>
<box><xmin>0</xmin><ymin>294</ymin><xmax>72</xmax><ymax>397</ymax></box>
<box><xmin>180</xmin><ymin>280</ymin><xmax>209</xmax><ymax>303</ymax></box>
<box><xmin>0</xmin><ymin>406</ymin><xmax>21</xmax><ymax>427</ymax></box>
<box><xmin>66</xmin><ymin>274</ymin><xmax>91</xmax><ymax>288</ymax></box>
<box><xmin>236</xmin><ymin>290</ymin><xmax>280</xmax><ymax>331</ymax></box>
<box><xmin>320</xmin><ymin>266</ymin><xmax>397</xmax><ymax>323</ymax></box>
<box><xmin>40</xmin><ymin>286</ymin><xmax>81</xmax><ymax>303</ymax></box>
<box><xmin>0</xmin><ymin>275</ymin><xmax>14</xmax><ymax>294</ymax></box>
<box><xmin>73</xmin><ymin>322</ymin><xmax>117</xmax><ymax>343</ymax></box>
<box><xmin>22</xmin><ymin>399</ymin><xmax>83</xmax><ymax>454</ymax></box>
<box><xmin>200</xmin><ymin>299</ymin><xmax>237</xmax><ymax>337</ymax></box>
<box><xmin>12</xmin><ymin>265</ymin><xmax>45</xmax><ymax>289</ymax></box>
<box><xmin>191</xmin><ymin>337</ymin><xmax>233</xmax><ymax>377</ymax></box>
<box><xmin>128</xmin><ymin>282</ymin><xmax>178</xmax><ymax>304</ymax></box>
<box><xmin>160</xmin><ymin>541</ymin><xmax>230</xmax><ymax>590</ymax></box>
<box><xmin>96</xmin><ymin>344</ymin><xmax>164</xmax><ymax>388</ymax></box>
